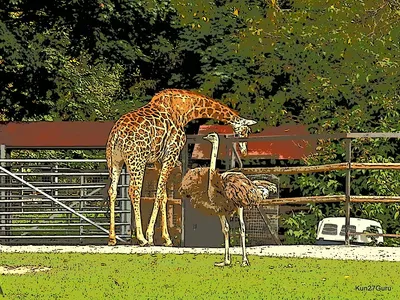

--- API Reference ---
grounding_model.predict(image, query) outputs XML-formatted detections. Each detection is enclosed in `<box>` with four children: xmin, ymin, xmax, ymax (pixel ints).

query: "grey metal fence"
<box><xmin>0</xmin><ymin>158</ymin><xmax>131</xmax><ymax>245</ymax></box>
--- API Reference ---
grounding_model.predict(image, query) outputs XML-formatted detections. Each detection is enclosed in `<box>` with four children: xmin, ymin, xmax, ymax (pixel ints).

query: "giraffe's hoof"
<box><xmin>138</xmin><ymin>240</ymin><xmax>150</xmax><ymax>247</ymax></box>
<box><xmin>108</xmin><ymin>239</ymin><xmax>117</xmax><ymax>246</ymax></box>
<box><xmin>214</xmin><ymin>261</ymin><xmax>231</xmax><ymax>267</ymax></box>
<box><xmin>163</xmin><ymin>241</ymin><xmax>173</xmax><ymax>247</ymax></box>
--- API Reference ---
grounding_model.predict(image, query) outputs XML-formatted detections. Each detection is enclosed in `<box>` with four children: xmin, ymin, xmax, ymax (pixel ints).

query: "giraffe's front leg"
<box><xmin>160</xmin><ymin>191</ymin><xmax>172</xmax><ymax>246</ymax></box>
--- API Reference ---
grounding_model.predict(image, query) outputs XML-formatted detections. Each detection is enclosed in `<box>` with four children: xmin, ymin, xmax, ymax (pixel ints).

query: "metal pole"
<box><xmin>0</xmin><ymin>165</ymin><xmax>127</xmax><ymax>243</ymax></box>
<box><xmin>232</xmin><ymin>143</ymin><xmax>243</xmax><ymax>169</ymax></box>
<box><xmin>0</xmin><ymin>145</ymin><xmax>6</xmax><ymax>236</ymax></box>
<box><xmin>345</xmin><ymin>139</ymin><xmax>352</xmax><ymax>246</ymax></box>
<box><xmin>79</xmin><ymin>174</ymin><xmax>85</xmax><ymax>243</ymax></box>
<box><xmin>223</xmin><ymin>136</ymin><xmax>230</xmax><ymax>171</ymax></box>
<box><xmin>180</xmin><ymin>141</ymin><xmax>189</xmax><ymax>247</ymax></box>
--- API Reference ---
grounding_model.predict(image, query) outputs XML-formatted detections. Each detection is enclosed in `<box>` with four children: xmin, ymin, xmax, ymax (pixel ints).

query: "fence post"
<box><xmin>345</xmin><ymin>138</ymin><xmax>352</xmax><ymax>246</ymax></box>
<box><xmin>180</xmin><ymin>140</ymin><xmax>189</xmax><ymax>247</ymax></box>
<box><xmin>223</xmin><ymin>136</ymin><xmax>230</xmax><ymax>171</ymax></box>
<box><xmin>0</xmin><ymin>145</ymin><xmax>6</xmax><ymax>237</ymax></box>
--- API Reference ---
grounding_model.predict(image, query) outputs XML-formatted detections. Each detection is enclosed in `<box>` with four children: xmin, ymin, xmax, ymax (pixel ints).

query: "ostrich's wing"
<box><xmin>219</xmin><ymin>172</ymin><xmax>263</xmax><ymax>207</ymax></box>
<box><xmin>246</xmin><ymin>174</ymin><xmax>279</xmax><ymax>182</ymax></box>
<box><xmin>180</xmin><ymin>168</ymin><xmax>234</xmax><ymax>214</ymax></box>
<box><xmin>251</xmin><ymin>179</ymin><xmax>278</xmax><ymax>196</ymax></box>
<box><xmin>179</xmin><ymin>167</ymin><xmax>209</xmax><ymax>197</ymax></box>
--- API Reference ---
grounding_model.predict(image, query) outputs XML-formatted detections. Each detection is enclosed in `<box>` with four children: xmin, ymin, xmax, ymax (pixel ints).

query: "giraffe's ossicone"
<box><xmin>106</xmin><ymin>89</ymin><xmax>257</xmax><ymax>246</ymax></box>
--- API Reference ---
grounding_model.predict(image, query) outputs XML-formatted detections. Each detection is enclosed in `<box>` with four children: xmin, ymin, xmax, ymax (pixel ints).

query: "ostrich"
<box><xmin>180</xmin><ymin>132</ymin><xmax>277</xmax><ymax>267</ymax></box>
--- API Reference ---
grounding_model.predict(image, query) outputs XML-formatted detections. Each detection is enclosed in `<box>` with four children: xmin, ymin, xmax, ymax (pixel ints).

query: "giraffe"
<box><xmin>106</xmin><ymin>89</ymin><xmax>257</xmax><ymax>247</ymax></box>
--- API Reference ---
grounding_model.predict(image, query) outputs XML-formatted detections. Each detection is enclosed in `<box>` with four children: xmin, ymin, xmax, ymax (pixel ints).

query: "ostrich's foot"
<box><xmin>214</xmin><ymin>260</ymin><xmax>231</xmax><ymax>267</ymax></box>
<box><xmin>108</xmin><ymin>238</ymin><xmax>117</xmax><ymax>246</ymax></box>
<box><xmin>241</xmin><ymin>259</ymin><xmax>250</xmax><ymax>267</ymax></box>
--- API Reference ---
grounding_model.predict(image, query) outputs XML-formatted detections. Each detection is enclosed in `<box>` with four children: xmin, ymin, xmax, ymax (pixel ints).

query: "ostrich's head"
<box><xmin>203</xmin><ymin>132</ymin><xmax>220</xmax><ymax>144</ymax></box>
<box><xmin>230</xmin><ymin>117</ymin><xmax>257</xmax><ymax>156</ymax></box>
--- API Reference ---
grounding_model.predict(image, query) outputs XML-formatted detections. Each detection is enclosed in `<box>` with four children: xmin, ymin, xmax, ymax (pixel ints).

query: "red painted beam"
<box><xmin>192</xmin><ymin>124</ymin><xmax>316</xmax><ymax>160</ymax></box>
<box><xmin>0</xmin><ymin>122</ymin><xmax>316</xmax><ymax>159</ymax></box>
<box><xmin>0</xmin><ymin>122</ymin><xmax>114</xmax><ymax>148</ymax></box>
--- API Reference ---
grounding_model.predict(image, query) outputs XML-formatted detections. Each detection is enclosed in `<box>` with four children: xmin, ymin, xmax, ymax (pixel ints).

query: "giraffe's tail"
<box><xmin>99</xmin><ymin>177</ymin><xmax>112</xmax><ymax>217</ymax></box>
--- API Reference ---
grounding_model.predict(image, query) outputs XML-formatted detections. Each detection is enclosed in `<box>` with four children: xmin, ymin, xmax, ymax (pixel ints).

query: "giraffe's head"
<box><xmin>230</xmin><ymin>117</ymin><xmax>257</xmax><ymax>156</ymax></box>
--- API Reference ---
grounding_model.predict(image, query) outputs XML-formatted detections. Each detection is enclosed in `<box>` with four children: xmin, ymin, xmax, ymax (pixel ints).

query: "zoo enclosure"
<box><xmin>1</xmin><ymin>122</ymin><xmax>399</xmax><ymax>246</ymax></box>
<box><xmin>0</xmin><ymin>122</ymin><xmax>300</xmax><ymax>247</ymax></box>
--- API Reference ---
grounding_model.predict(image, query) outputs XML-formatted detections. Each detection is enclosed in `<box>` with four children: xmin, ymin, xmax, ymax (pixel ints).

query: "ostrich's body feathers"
<box><xmin>180</xmin><ymin>167</ymin><xmax>275</xmax><ymax>216</ymax></box>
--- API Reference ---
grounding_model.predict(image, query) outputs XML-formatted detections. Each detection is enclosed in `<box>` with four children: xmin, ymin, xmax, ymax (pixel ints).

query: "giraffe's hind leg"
<box><xmin>146</xmin><ymin>159</ymin><xmax>176</xmax><ymax>246</ymax></box>
<box><xmin>108</xmin><ymin>160</ymin><xmax>124</xmax><ymax>246</ymax></box>
<box><xmin>127</xmin><ymin>160</ymin><xmax>149</xmax><ymax>246</ymax></box>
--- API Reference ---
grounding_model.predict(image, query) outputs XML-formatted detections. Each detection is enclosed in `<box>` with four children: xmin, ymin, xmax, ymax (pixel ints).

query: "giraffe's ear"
<box><xmin>243</xmin><ymin>119</ymin><xmax>257</xmax><ymax>126</ymax></box>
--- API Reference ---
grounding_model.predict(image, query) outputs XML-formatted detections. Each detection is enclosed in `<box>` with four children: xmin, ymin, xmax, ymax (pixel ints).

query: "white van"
<box><xmin>315</xmin><ymin>217</ymin><xmax>384</xmax><ymax>245</ymax></box>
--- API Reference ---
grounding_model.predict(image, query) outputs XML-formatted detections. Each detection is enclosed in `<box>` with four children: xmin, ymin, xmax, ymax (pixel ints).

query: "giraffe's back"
<box><xmin>106</xmin><ymin>104</ymin><xmax>184</xmax><ymax>164</ymax></box>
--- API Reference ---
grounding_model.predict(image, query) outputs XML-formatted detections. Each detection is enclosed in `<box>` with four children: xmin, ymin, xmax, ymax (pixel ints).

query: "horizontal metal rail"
<box><xmin>1</xmin><ymin>198</ymin><xmax>121</xmax><ymax>203</ymax></box>
<box><xmin>0</xmin><ymin>210</ymin><xmax>129</xmax><ymax>215</ymax></box>
<box><xmin>0</xmin><ymin>159</ymin><xmax>107</xmax><ymax>163</ymax></box>
<box><xmin>10</xmin><ymin>228</ymin><xmax>106</xmax><ymax>232</ymax></box>
<box><xmin>0</xmin><ymin>184</ymin><xmax>105</xmax><ymax>190</ymax></box>
<box><xmin>7</xmin><ymin>217</ymin><xmax>108</xmax><ymax>221</ymax></box>
<box><xmin>2</xmin><ymin>222</ymin><xmax>129</xmax><ymax>227</ymax></box>
<box><xmin>0</xmin><ymin>235</ymin><xmax>130</xmax><ymax>239</ymax></box>
<box><xmin>0</xmin><ymin>172</ymin><xmax>109</xmax><ymax>176</ymax></box>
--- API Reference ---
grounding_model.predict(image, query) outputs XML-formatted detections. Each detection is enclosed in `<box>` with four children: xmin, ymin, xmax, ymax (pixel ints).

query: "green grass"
<box><xmin>0</xmin><ymin>252</ymin><xmax>399</xmax><ymax>300</ymax></box>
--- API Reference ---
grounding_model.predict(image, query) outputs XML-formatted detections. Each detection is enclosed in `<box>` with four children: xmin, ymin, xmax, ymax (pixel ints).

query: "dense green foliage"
<box><xmin>1</xmin><ymin>252</ymin><xmax>400</xmax><ymax>299</ymax></box>
<box><xmin>1</xmin><ymin>0</ymin><xmax>400</xmax><ymax>244</ymax></box>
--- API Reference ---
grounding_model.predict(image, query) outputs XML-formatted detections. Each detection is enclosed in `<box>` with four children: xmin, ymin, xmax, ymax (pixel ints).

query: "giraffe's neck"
<box><xmin>207</xmin><ymin>137</ymin><xmax>219</xmax><ymax>199</ymax></box>
<box><xmin>151</xmin><ymin>89</ymin><xmax>240</xmax><ymax>126</ymax></box>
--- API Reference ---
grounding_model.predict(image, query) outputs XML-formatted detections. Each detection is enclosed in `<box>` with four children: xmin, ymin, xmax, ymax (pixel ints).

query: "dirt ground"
<box><xmin>0</xmin><ymin>265</ymin><xmax>51</xmax><ymax>275</ymax></box>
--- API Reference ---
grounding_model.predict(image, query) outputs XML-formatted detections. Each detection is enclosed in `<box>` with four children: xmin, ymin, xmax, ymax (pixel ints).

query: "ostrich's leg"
<box><xmin>215</xmin><ymin>215</ymin><xmax>231</xmax><ymax>267</ymax></box>
<box><xmin>238</xmin><ymin>207</ymin><xmax>250</xmax><ymax>266</ymax></box>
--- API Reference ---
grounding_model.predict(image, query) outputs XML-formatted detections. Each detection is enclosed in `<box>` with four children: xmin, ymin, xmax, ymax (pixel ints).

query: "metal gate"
<box><xmin>0</xmin><ymin>157</ymin><xmax>131</xmax><ymax>245</ymax></box>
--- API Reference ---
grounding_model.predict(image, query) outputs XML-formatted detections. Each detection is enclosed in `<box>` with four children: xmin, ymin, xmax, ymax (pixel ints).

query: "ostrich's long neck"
<box><xmin>208</xmin><ymin>138</ymin><xmax>219</xmax><ymax>199</ymax></box>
